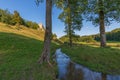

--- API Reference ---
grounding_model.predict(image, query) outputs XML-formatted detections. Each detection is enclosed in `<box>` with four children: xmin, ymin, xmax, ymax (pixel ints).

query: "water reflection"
<box><xmin>55</xmin><ymin>49</ymin><xmax>120</xmax><ymax>80</ymax></box>
<box><xmin>66</xmin><ymin>62</ymin><xmax>84</xmax><ymax>80</ymax></box>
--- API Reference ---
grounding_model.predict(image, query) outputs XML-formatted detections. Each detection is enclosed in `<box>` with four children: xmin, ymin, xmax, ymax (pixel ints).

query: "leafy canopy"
<box><xmin>84</xmin><ymin>0</ymin><xmax>120</xmax><ymax>26</ymax></box>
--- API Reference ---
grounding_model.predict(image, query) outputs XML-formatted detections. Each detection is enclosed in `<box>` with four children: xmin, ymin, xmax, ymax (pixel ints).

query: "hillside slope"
<box><xmin>0</xmin><ymin>23</ymin><xmax>59</xmax><ymax>80</ymax></box>
<box><xmin>0</xmin><ymin>22</ymin><xmax>45</xmax><ymax>40</ymax></box>
<box><xmin>0</xmin><ymin>32</ymin><xmax>59</xmax><ymax>80</ymax></box>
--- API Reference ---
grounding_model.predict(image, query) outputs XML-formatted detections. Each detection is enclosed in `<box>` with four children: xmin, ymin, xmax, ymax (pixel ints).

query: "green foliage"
<box><xmin>57</xmin><ymin>0</ymin><xmax>84</xmax><ymax>33</ymax></box>
<box><xmin>25</xmin><ymin>21</ymin><xmax>39</xmax><ymax>29</ymax></box>
<box><xmin>59</xmin><ymin>34</ymin><xmax>96</xmax><ymax>43</ymax></box>
<box><xmin>82</xmin><ymin>0</ymin><xmax>120</xmax><ymax>47</ymax></box>
<box><xmin>60</xmin><ymin>27</ymin><xmax>120</xmax><ymax>43</ymax></box>
<box><xmin>61</xmin><ymin>44</ymin><xmax>120</xmax><ymax>74</ymax></box>
<box><xmin>94</xmin><ymin>28</ymin><xmax>120</xmax><ymax>41</ymax></box>
<box><xmin>84</xmin><ymin>0</ymin><xmax>120</xmax><ymax>26</ymax></box>
<box><xmin>52</xmin><ymin>33</ymin><xmax>57</xmax><ymax>40</ymax></box>
<box><xmin>59</xmin><ymin>35</ymin><xmax>69</xmax><ymax>42</ymax></box>
<box><xmin>80</xmin><ymin>36</ymin><xmax>96</xmax><ymax>42</ymax></box>
<box><xmin>0</xmin><ymin>8</ymin><xmax>39</xmax><ymax>30</ymax></box>
<box><xmin>76</xmin><ymin>28</ymin><xmax>120</xmax><ymax>42</ymax></box>
<box><xmin>0</xmin><ymin>9</ymin><xmax>13</xmax><ymax>25</ymax></box>
<box><xmin>12</xmin><ymin>11</ymin><xmax>24</xmax><ymax>25</ymax></box>
<box><xmin>59</xmin><ymin>35</ymin><xmax>77</xmax><ymax>42</ymax></box>
<box><xmin>56</xmin><ymin>0</ymin><xmax>86</xmax><ymax>46</ymax></box>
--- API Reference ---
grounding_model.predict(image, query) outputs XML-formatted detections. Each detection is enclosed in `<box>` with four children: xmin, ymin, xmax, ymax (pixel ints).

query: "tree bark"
<box><xmin>38</xmin><ymin>0</ymin><xmax>52</xmax><ymax>64</ymax></box>
<box><xmin>68</xmin><ymin>22</ymin><xmax>72</xmax><ymax>47</ymax></box>
<box><xmin>99</xmin><ymin>0</ymin><xmax>106</xmax><ymax>47</ymax></box>
<box><xmin>68</xmin><ymin>0</ymin><xmax>72</xmax><ymax>47</ymax></box>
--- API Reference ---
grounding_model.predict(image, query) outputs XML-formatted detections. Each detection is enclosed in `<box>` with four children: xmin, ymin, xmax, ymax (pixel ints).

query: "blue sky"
<box><xmin>0</xmin><ymin>0</ymin><xmax>120</xmax><ymax>38</ymax></box>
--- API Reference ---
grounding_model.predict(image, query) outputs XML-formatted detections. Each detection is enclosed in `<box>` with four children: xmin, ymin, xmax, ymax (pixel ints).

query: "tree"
<box><xmin>56</xmin><ymin>0</ymin><xmax>84</xmax><ymax>47</ymax></box>
<box><xmin>12</xmin><ymin>10</ymin><xmax>24</xmax><ymax>25</ymax></box>
<box><xmin>36</xmin><ymin>0</ymin><xmax>52</xmax><ymax>64</ymax></box>
<box><xmin>52</xmin><ymin>33</ymin><xmax>57</xmax><ymax>40</ymax></box>
<box><xmin>84</xmin><ymin>0</ymin><xmax>120</xmax><ymax>47</ymax></box>
<box><xmin>25</xmin><ymin>20</ymin><xmax>39</xmax><ymax>29</ymax></box>
<box><xmin>0</xmin><ymin>9</ymin><xmax>13</xmax><ymax>24</ymax></box>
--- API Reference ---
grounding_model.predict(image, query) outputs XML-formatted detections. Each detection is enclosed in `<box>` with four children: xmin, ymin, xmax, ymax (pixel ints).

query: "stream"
<box><xmin>55</xmin><ymin>49</ymin><xmax>120</xmax><ymax>80</ymax></box>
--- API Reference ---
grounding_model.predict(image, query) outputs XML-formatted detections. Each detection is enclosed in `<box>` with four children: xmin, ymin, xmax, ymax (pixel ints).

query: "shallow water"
<box><xmin>55</xmin><ymin>49</ymin><xmax>120</xmax><ymax>80</ymax></box>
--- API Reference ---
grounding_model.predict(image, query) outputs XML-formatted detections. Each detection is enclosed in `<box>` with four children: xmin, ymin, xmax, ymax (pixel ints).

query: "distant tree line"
<box><xmin>60</xmin><ymin>28</ymin><xmax>120</xmax><ymax>43</ymax></box>
<box><xmin>94</xmin><ymin>28</ymin><xmax>120</xmax><ymax>42</ymax></box>
<box><xmin>59</xmin><ymin>34</ymin><xmax>95</xmax><ymax>43</ymax></box>
<box><xmin>80</xmin><ymin>28</ymin><xmax>120</xmax><ymax>42</ymax></box>
<box><xmin>0</xmin><ymin>8</ymin><xmax>39</xmax><ymax>29</ymax></box>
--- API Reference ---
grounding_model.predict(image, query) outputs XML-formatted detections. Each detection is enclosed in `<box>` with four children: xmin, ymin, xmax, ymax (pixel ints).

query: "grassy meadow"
<box><xmin>61</xmin><ymin>44</ymin><xmax>120</xmax><ymax>75</ymax></box>
<box><xmin>0</xmin><ymin>23</ymin><xmax>59</xmax><ymax>80</ymax></box>
<box><xmin>0</xmin><ymin>22</ymin><xmax>120</xmax><ymax>80</ymax></box>
<box><xmin>77</xmin><ymin>41</ymin><xmax>120</xmax><ymax>49</ymax></box>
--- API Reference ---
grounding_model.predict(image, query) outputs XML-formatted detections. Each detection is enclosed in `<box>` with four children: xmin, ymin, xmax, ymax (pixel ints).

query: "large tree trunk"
<box><xmin>68</xmin><ymin>1</ymin><xmax>72</xmax><ymax>47</ymax></box>
<box><xmin>38</xmin><ymin>0</ymin><xmax>52</xmax><ymax>64</ymax></box>
<box><xmin>99</xmin><ymin>0</ymin><xmax>106</xmax><ymax>47</ymax></box>
<box><xmin>68</xmin><ymin>23</ymin><xmax>72</xmax><ymax>47</ymax></box>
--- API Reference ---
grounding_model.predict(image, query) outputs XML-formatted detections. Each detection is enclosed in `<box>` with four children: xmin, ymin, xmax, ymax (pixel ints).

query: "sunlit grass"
<box><xmin>76</xmin><ymin>41</ymin><xmax>120</xmax><ymax>49</ymax></box>
<box><xmin>0</xmin><ymin>32</ymin><xmax>58</xmax><ymax>80</ymax></box>
<box><xmin>0</xmin><ymin>22</ymin><xmax>45</xmax><ymax>41</ymax></box>
<box><xmin>61</xmin><ymin>44</ymin><xmax>120</xmax><ymax>75</ymax></box>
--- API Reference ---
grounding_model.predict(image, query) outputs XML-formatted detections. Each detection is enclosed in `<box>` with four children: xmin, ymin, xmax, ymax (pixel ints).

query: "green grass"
<box><xmin>77</xmin><ymin>41</ymin><xmax>120</xmax><ymax>49</ymax></box>
<box><xmin>61</xmin><ymin>44</ymin><xmax>120</xmax><ymax>75</ymax></box>
<box><xmin>0</xmin><ymin>32</ymin><xmax>59</xmax><ymax>80</ymax></box>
